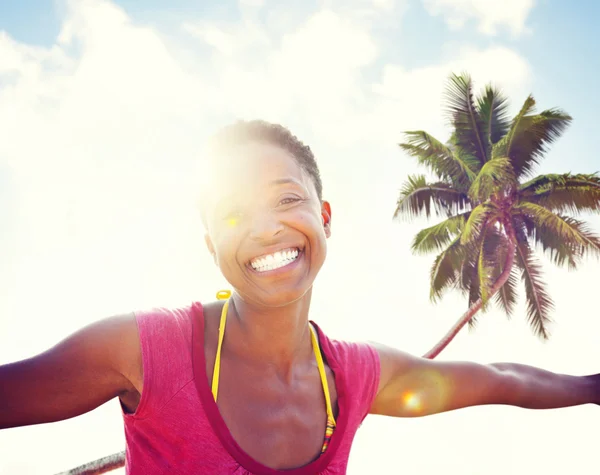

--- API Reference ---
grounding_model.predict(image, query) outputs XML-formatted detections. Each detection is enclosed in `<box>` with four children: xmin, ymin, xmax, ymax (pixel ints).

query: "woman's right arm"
<box><xmin>0</xmin><ymin>313</ymin><xmax>142</xmax><ymax>429</ymax></box>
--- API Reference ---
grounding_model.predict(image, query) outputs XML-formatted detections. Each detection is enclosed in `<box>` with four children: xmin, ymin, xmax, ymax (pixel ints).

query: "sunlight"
<box><xmin>226</xmin><ymin>216</ymin><xmax>240</xmax><ymax>228</ymax></box>
<box><xmin>402</xmin><ymin>392</ymin><xmax>422</xmax><ymax>412</ymax></box>
<box><xmin>398</xmin><ymin>370</ymin><xmax>452</xmax><ymax>416</ymax></box>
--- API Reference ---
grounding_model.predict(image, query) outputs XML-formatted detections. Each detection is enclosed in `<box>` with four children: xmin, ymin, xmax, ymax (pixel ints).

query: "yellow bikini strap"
<box><xmin>310</xmin><ymin>325</ymin><xmax>336</xmax><ymax>426</ymax></box>
<box><xmin>211</xmin><ymin>290</ymin><xmax>231</xmax><ymax>401</ymax></box>
<box><xmin>211</xmin><ymin>290</ymin><xmax>336</xmax><ymax>428</ymax></box>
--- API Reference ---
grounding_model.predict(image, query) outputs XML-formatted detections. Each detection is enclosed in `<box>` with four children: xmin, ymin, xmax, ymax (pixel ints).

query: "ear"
<box><xmin>204</xmin><ymin>233</ymin><xmax>218</xmax><ymax>265</ymax></box>
<box><xmin>321</xmin><ymin>201</ymin><xmax>332</xmax><ymax>238</ymax></box>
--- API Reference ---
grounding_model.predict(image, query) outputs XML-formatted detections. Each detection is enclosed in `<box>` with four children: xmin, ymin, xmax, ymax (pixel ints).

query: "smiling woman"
<box><xmin>200</xmin><ymin>122</ymin><xmax>331</xmax><ymax>308</ymax></box>
<box><xmin>0</xmin><ymin>120</ymin><xmax>598</xmax><ymax>475</ymax></box>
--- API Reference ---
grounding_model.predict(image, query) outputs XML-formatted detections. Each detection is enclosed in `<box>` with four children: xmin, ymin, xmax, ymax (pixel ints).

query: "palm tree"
<box><xmin>395</xmin><ymin>72</ymin><xmax>600</xmax><ymax>359</ymax></box>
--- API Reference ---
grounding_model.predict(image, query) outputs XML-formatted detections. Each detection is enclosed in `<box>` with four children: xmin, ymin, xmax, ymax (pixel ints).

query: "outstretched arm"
<box><xmin>0</xmin><ymin>314</ymin><xmax>141</xmax><ymax>429</ymax></box>
<box><xmin>370</xmin><ymin>343</ymin><xmax>600</xmax><ymax>417</ymax></box>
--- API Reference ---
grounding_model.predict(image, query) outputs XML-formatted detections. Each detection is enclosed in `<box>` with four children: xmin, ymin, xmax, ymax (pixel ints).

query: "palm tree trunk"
<box><xmin>422</xmin><ymin>220</ymin><xmax>517</xmax><ymax>359</ymax></box>
<box><xmin>54</xmin><ymin>451</ymin><xmax>125</xmax><ymax>475</ymax></box>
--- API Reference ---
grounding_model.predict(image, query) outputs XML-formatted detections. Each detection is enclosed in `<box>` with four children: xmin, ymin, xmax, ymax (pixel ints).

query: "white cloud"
<box><xmin>180</xmin><ymin>6</ymin><xmax>532</xmax><ymax>149</ymax></box>
<box><xmin>239</xmin><ymin>0</ymin><xmax>266</xmax><ymax>7</ymax></box>
<box><xmin>182</xmin><ymin>23</ymin><xmax>238</xmax><ymax>56</ymax></box>
<box><xmin>181</xmin><ymin>8</ymin><xmax>379</xmax><ymax>132</ymax></box>
<box><xmin>182</xmin><ymin>17</ymin><xmax>272</xmax><ymax>57</ymax></box>
<box><xmin>358</xmin><ymin>0</ymin><xmax>396</xmax><ymax>11</ymax></box>
<box><xmin>371</xmin><ymin>45</ymin><xmax>533</xmax><ymax>140</ymax></box>
<box><xmin>372</xmin><ymin>0</ymin><xmax>395</xmax><ymax>9</ymax></box>
<box><xmin>422</xmin><ymin>0</ymin><xmax>535</xmax><ymax>36</ymax></box>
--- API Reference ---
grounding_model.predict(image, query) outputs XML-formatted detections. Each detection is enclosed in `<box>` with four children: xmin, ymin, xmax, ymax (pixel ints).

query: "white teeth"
<box><xmin>250</xmin><ymin>248</ymin><xmax>300</xmax><ymax>272</ymax></box>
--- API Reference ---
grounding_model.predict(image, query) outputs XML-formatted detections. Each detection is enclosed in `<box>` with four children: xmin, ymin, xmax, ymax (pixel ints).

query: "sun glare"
<box><xmin>226</xmin><ymin>216</ymin><xmax>240</xmax><ymax>228</ymax></box>
<box><xmin>402</xmin><ymin>392</ymin><xmax>422</xmax><ymax>412</ymax></box>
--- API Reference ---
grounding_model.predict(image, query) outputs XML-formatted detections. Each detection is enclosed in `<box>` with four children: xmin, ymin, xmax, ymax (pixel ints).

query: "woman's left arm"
<box><xmin>369</xmin><ymin>342</ymin><xmax>600</xmax><ymax>417</ymax></box>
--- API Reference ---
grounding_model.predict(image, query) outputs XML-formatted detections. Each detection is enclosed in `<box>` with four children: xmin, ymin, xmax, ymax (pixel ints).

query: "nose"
<box><xmin>249</xmin><ymin>209</ymin><xmax>284</xmax><ymax>242</ymax></box>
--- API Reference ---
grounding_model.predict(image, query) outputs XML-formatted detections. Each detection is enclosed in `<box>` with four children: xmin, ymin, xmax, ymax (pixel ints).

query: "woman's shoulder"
<box><xmin>134</xmin><ymin>301</ymin><xmax>203</xmax><ymax>339</ymax></box>
<box><xmin>314</xmin><ymin>323</ymin><xmax>380</xmax><ymax>365</ymax></box>
<box><xmin>125</xmin><ymin>301</ymin><xmax>206</xmax><ymax>418</ymax></box>
<box><xmin>314</xmin><ymin>325</ymin><xmax>381</xmax><ymax>423</ymax></box>
<box><xmin>314</xmin><ymin>324</ymin><xmax>380</xmax><ymax>385</ymax></box>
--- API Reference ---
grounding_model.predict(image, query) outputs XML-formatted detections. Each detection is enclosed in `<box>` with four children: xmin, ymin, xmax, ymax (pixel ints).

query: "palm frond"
<box><xmin>400</xmin><ymin>130</ymin><xmax>479</xmax><ymax>191</ymax></box>
<box><xmin>430</xmin><ymin>237</ymin><xmax>467</xmax><ymax>302</ymax></box>
<box><xmin>494</xmin><ymin>267</ymin><xmax>519</xmax><ymax>317</ymax></box>
<box><xmin>514</xmin><ymin>212</ymin><xmax>581</xmax><ymax>269</ymax></box>
<box><xmin>468</xmin><ymin>157</ymin><xmax>516</xmax><ymax>203</ymax></box>
<box><xmin>444</xmin><ymin>73</ymin><xmax>489</xmax><ymax>164</ymax></box>
<box><xmin>477</xmin><ymin>227</ymin><xmax>493</xmax><ymax>309</ymax></box>
<box><xmin>456</xmin><ymin>241</ymin><xmax>478</xmax><ymax>295</ymax></box>
<box><xmin>476</xmin><ymin>84</ymin><xmax>510</xmax><ymax>147</ymax></box>
<box><xmin>460</xmin><ymin>203</ymin><xmax>498</xmax><ymax>244</ymax></box>
<box><xmin>520</xmin><ymin>173</ymin><xmax>600</xmax><ymax>214</ymax></box>
<box><xmin>480</xmin><ymin>223</ymin><xmax>518</xmax><ymax>317</ymax></box>
<box><xmin>462</xmin><ymin>225</ymin><xmax>507</xmax><ymax>330</ymax></box>
<box><xmin>477</xmin><ymin>223</ymin><xmax>509</xmax><ymax>309</ymax></box>
<box><xmin>515</xmin><ymin>202</ymin><xmax>600</xmax><ymax>254</ymax></box>
<box><xmin>514</xmin><ymin>224</ymin><xmax>553</xmax><ymax>339</ymax></box>
<box><xmin>411</xmin><ymin>212</ymin><xmax>470</xmax><ymax>255</ymax></box>
<box><xmin>465</xmin><ymin>248</ymin><xmax>482</xmax><ymax>329</ymax></box>
<box><xmin>493</xmin><ymin>95</ymin><xmax>536</xmax><ymax>160</ymax></box>
<box><xmin>463</xmin><ymin>255</ymin><xmax>480</xmax><ymax>305</ymax></box>
<box><xmin>456</xmin><ymin>224</ymin><xmax>508</xmax><ymax>327</ymax></box>
<box><xmin>394</xmin><ymin>174</ymin><xmax>470</xmax><ymax>220</ymax></box>
<box><xmin>493</xmin><ymin>99</ymin><xmax>572</xmax><ymax>178</ymax></box>
<box><xmin>520</xmin><ymin>173</ymin><xmax>600</xmax><ymax>190</ymax></box>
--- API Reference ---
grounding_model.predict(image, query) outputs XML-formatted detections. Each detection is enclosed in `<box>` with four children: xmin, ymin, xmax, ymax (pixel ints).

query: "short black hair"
<box><xmin>207</xmin><ymin>120</ymin><xmax>323</xmax><ymax>201</ymax></box>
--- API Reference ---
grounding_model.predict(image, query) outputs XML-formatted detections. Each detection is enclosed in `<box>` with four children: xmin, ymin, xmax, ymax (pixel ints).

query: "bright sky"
<box><xmin>1</xmin><ymin>0</ymin><xmax>599</xmax><ymax>474</ymax></box>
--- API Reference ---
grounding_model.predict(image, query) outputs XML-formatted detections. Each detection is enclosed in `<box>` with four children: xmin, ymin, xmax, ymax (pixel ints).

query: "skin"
<box><xmin>0</xmin><ymin>140</ymin><xmax>598</xmax><ymax>470</ymax></box>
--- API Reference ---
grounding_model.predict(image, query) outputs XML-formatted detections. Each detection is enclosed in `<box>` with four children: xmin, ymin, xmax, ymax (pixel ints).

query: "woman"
<box><xmin>1</xmin><ymin>120</ymin><xmax>598</xmax><ymax>474</ymax></box>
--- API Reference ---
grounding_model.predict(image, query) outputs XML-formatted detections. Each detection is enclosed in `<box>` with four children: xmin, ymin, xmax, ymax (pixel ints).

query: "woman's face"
<box><xmin>204</xmin><ymin>141</ymin><xmax>331</xmax><ymax>307</ymax></box>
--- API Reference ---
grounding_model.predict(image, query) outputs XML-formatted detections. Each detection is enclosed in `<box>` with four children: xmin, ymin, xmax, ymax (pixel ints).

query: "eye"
<box><xmin>279</xmin><ymin>196</ymin><xmax>302</xmax><ymax>206</ymax></box>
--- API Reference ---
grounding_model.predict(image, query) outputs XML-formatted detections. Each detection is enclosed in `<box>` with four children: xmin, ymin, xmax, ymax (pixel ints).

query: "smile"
<box><xmin>249</xmin><ymin>247</ymin><xmax>301</xmax><ymax>273</ymax></box>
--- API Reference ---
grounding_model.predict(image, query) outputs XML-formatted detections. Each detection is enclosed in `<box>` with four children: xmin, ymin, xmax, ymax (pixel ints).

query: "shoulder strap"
<box><xmin>310</xmin><ymin>325</ymin><xmax>336</xmax><ymax>426</ymax></box>
<box><xmin>211</xmin><ymin>290</ymin><xmax>336</xmax><ymax>429</ymax></box>
<box><xmin>211</xmin><ymin>290</ymin><xmax>231</xmax><ymax>401</ymax></box>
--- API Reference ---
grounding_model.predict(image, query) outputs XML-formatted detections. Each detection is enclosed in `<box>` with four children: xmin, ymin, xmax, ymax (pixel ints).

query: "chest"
<box><xmin>204</xmin><ymin>340</ymin><xmax>338</xmax><ymax>469</ymax></box>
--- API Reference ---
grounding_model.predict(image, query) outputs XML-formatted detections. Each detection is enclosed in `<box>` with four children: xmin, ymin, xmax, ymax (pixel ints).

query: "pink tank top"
<box><xmin>122</xmin><ymin>302</ymin><xmax>380</xmax><ymax>474</ymax></box>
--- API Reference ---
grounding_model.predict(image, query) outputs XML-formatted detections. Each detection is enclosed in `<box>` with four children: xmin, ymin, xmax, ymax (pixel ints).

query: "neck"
<box><xmin>227</xmin><ymin>289</ymin><xmax>314</xmax><ymax>373</ymax></box>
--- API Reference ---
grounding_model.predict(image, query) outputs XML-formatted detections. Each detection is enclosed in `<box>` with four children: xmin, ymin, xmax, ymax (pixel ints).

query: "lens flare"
<box><xmin>398</xmin><ymin>369</ymin><xmax>452</xmax><ymax>416</ymax></box>
<box><xmin>226</xmin><ymin>216</ymin><xmax>240</xmax><ymax>228</ymax></box>
<box><xmin>402</xmin><ymin>392</ymin><xmax>422</xmax><ymax>412</ymax></box>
